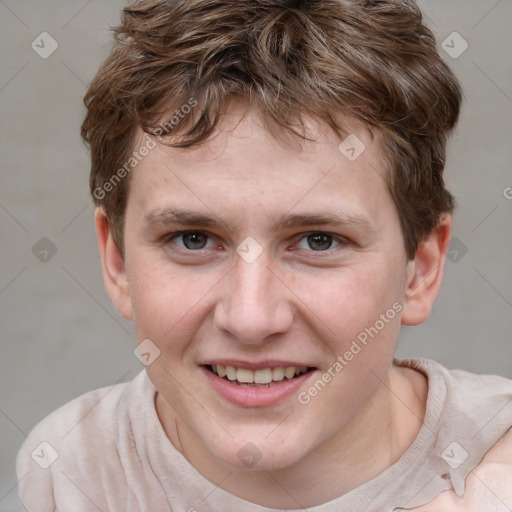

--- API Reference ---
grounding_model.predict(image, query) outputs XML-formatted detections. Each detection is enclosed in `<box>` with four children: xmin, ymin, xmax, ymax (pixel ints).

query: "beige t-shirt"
<box><xmin>16</xmin><ymin>358</ymin><xmax>512</xmax><ymax>511</ymax></box>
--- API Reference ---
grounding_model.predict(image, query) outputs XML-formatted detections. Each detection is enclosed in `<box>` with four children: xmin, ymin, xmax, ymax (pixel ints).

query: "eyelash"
<box><xmin>163</xmin><ymin>230</ymin><xmax>351</xmax><ymax>256</ymax></box>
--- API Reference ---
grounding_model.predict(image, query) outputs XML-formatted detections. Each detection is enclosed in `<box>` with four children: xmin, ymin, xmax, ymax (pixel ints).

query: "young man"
<box><xmin>16</xmin><ymin>0</ymin><xmax>512</xmax><ymax>510</ymax></box>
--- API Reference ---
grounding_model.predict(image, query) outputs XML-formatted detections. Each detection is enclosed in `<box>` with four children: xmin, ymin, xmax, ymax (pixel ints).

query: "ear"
<box><xmin>94</xmin><ymin>207</ymin><xmax>133</xmax><ymax>320</ymax></box>
<box><xmin>401</xmin><ymin>214</ymin><xmax>452</xmax><ymax>326</ymax></box>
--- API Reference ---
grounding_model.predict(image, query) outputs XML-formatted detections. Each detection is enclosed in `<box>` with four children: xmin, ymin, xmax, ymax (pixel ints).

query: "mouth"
<box><xmin>204</xmin><ymin>363</ymin><xmax>315</xmax><ymax>387</ymax></box>
<box><xmin>200</xmin><ymin>359</ymin><xmax>318</xmax><ymax>406</ymax></box>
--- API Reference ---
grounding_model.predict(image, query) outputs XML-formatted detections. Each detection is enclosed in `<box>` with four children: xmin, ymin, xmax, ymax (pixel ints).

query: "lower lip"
<box><xmin>201</xmin><ymin>366</ymin><xmax>315</xmax><ymax>407</ymax></box>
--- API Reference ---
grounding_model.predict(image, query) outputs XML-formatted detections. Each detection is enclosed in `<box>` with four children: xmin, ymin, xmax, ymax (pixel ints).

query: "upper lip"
<box><xmin>201</xmin><ymin>359</ymin><xmax>316</xmax><ymax>370</ymax></box>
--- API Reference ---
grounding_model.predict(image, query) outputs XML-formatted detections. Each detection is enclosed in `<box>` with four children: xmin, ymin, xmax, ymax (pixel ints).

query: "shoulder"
<box><xmin>397</xmin><ymin>358</ymin><xmax>512</xmax><ymax>402</ymax></box>
<box><xmin>408</xmin><ymin>430</ymin><xmax>512</xmax><ymax>511</ymax></box>
<box><xmin>439</xmin><ymin>362</ymin><xmax>512</xmax><ymax>467</ymax></box>
<box><xmin>16</xmin><ymin>371</ymin><xmax>148</xmax><ymax>509</ymax></box>
<box><xmin>19</xmin><ymin>374</ymin><xmax>133</xmax><ymax>448</ymax></box>
<box><xmin>463</xmin><ymin>427</ymin><xmax>512</xmax><ymax>502</ymax></box>
<box><xmin>481</xmin><ymin>426</ymin><xmax>512</xmax><ymax>464</ymax></box>
<box><xmin>401</xmin><ymin>359</ymin><xmax>512</xmax><ymax>439</ymax></box>
<box><xmin>435</xmin><ymin>360</ymin><xmax>512</xmax><ymax>402</ymax></box>
<box><xmin>405</xmin><ymin>361</ymin><xmax>512</xmax><ymax>512</ymax></box>
<box><xmin>413</xmin><ymin>359</ymin><xmax>512</xmax><ymax>433</ymax></box>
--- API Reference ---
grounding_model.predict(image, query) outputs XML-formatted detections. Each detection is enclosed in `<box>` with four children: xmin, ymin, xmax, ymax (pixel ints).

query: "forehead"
<box><xmin>126</xmin><ymin>106</ymin><xmax>394</xmax><ymax>229</ymax></box>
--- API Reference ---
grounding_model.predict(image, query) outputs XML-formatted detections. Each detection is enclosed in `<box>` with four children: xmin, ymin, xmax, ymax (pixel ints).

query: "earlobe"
<box><xmin>94</xmin><ymin>207</ymin><xmax>133</xmax><ymax>320</ymax></box>
<box><xmin>401</xmin><ymin>214</ymin><xmax>452</xmax><ymax>326</ymax></box>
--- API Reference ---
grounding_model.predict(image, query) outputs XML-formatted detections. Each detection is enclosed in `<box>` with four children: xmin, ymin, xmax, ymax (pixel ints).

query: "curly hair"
<box><xmin>81</xmin><ymin>0</ymin><xmax>462</xmax><ymax>259</ymax></box>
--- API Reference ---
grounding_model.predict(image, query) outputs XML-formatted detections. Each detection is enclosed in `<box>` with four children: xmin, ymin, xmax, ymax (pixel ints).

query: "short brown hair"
<box><xmin>81</xmin><ymin>0</ymin><xmax>462</xmax><ymax>259</ymax></box>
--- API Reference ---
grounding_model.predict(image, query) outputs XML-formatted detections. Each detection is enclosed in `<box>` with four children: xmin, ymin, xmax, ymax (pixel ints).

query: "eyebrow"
<box><xmin>142</xmin><ymin>208</ymin><xmax>375</xmax><ymax>233</ymax></box>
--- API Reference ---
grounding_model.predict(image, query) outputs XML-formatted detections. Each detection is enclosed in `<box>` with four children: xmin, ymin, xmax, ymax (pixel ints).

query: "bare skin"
<box><xmin>96</xmin><ymin>103</ymin><xmax>456</xmax><ymax>508</ymax></box>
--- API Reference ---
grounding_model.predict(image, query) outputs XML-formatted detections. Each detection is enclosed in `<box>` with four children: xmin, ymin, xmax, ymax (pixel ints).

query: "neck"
<box><xmin>156</xmin><ymin>364</ymin><xmax>427</xmax><ymax>509</ymax></box>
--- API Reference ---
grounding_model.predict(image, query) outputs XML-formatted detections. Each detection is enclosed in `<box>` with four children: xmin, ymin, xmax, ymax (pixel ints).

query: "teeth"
<box><xmin>284</xmin><ymin>367</ymin><xmax>296</xmax><ymax>379</ymax></box>
<box><xmin>211</xmin><ymin>364</ymin><xmax>310</xmax><ymax>384</ymax></box>
<box><xmin>272</xmin><ymin>367</ymin><xmax>285</xmax><ymax>381</ymax></box>
<box><xmin>226</xmin><ymin>366</ymin><xmax>237</xmax><ymax>381</ymax></box>
<box><xmin>254</xmin><ymin>368</ymin><xmax>272</xmax><ymax>384</ymax></box>
<box><xmin>236</xmin><ymin>368</ymin><xmax>254</xmax><ymax>383</ymax></box>
<box><xmin>217</xmin><ymin>364</ymin><xmax>226</xmax><ymax>378</ymax></box>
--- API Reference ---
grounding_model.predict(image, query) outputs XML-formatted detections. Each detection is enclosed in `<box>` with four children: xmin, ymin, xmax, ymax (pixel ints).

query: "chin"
<box><xmin>209</xmin><ymin>432</ymin><xmax>311</xmax><ymax>472</ymax></box>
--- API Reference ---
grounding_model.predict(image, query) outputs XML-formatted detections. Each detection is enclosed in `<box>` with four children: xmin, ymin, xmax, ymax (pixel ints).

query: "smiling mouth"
<box><xmin>204</xmin><ymin>364</ymin><xmax>316</xmax><ymax>387</ymax></box>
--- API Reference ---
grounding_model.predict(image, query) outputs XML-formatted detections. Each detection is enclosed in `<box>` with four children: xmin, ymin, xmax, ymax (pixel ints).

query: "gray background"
<box><xmin>0</xmin><ymin>0</ymin><xmax>511</xmax><ymax>509</ymax></box>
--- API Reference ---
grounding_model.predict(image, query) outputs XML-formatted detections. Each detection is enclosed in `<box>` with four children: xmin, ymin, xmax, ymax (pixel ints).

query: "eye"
<box><xmin>168</xmin><ymin>231</ymin><xmax>216</xmax><ymax>251</ymax></box>
<box><xmin>296</xmin><ymin>232</ymin><xmax>342</xmax><ymax>251</ymax></box>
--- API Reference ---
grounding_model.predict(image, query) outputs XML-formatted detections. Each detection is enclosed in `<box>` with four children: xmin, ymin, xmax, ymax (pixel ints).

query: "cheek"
<box><xmin>295</xmin><ymin>261</ymin><xmax>402</xmax><ymax>338</ymax></box>
<box><xmin>292</xmin><ymin>260</ymin><xmax>404</xmax><ymax>404</ymax></box>
<box><xmin>128</xmin><ymin>258</ymin><xmax>214</xmax><ymax>347</ymax></box>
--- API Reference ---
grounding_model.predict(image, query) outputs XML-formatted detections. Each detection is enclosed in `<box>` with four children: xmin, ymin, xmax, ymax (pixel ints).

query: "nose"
<box><xmin>213</xmin><ymin>255</ymin><xmax>294</xmax><ymax>345</ymax></box>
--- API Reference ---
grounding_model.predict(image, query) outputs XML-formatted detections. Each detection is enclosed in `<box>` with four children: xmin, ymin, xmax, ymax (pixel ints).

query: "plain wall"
<box><xmin>0</xmin><ymin>1</ymin><xmax>511</xmax><ymax>509</ymax></box>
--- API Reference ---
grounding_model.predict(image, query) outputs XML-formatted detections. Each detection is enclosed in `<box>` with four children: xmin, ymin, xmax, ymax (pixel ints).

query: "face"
<box><xmin>118</xmin><ymin>105</ymin><xmax>412</xmax><ymax>471</ymax></box>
